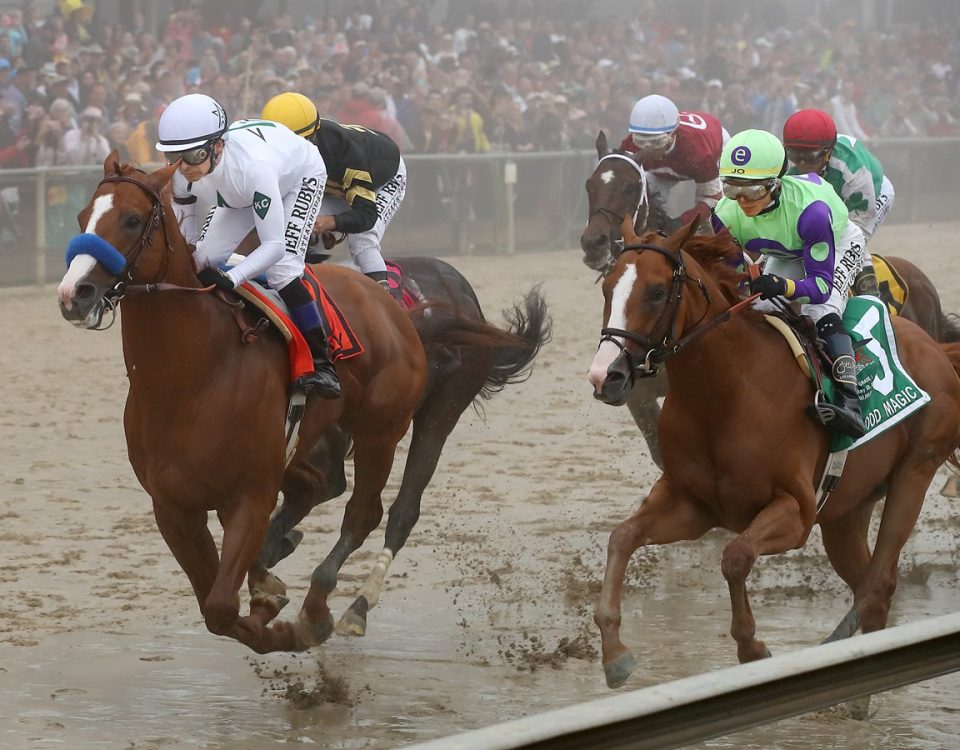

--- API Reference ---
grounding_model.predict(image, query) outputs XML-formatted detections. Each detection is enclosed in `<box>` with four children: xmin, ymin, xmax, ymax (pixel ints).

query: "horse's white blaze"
<box><xmin>600</xmin><ymin>169</ymin><xmax>614</xmax><ymax>185</ymax></box>
<box><xmin>57</xmin><ymin>194</ymin><xmax>115</xmax><ymax>307</ymax></box>
<box><xmin>588</xmin><ymin>263</ymin><xmax>637</xmax><ymax>390</ymax></box>
<box><xmin>83</xmin><ymin>194</ymin><xmax>113</xmax><ymax>234</ymax></box>
<box><xmin>57</xmin><ymin>255</ymin><xmax>97</xmax><ymax>309</ymax></box>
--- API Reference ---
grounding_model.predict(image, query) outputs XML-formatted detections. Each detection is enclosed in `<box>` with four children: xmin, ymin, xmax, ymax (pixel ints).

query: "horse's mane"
<box><xmin>679</xmin><ymin>232</ymin><xmax>748</xmax><ymax>306</ymax></box>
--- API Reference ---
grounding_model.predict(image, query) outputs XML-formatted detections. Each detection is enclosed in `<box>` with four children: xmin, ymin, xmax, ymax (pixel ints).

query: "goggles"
<box><xmin>165</xmin><ymin>141</ymin><xmax>215</xmax><ymax>166</ymax></box>
<box><xmin>785</xmin><ymin>147</ymin><xmax>829</xmax><ymax>166</ymax></box>
<box><xmin>721</xmin><ymin>179</ymin><xmax>777</xmax><ymax>201</ymax></box>
<box><xmin>630</xmin><ymin>131</ymin><xmax>674</xmax><ymax>152</ymax></box>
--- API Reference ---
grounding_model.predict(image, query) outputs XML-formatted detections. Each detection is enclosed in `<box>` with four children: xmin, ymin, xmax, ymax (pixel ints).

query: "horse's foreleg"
<box><xmin>820</xmin><ymin>501</ymin><xmax>874</xmax><ymax>643</ymax></box>
<box><xmin>625</xmin><ymin>381</ymin><xmax>664</xmax><ymax>470</ymax></box>
<box><xmin>337</xmin><ymin>384</ymin><xmax>475</xmax><ymax>636</ymax></box>
<box><xmin>595</xmin><ymin>478</ymin><xmax>715</xmax><ymax>688</ymax></box>
<box><xmin>722</xmin><ymin>491</ymin><xmax>810</xmax><ymax>664</ymax></box>
<box><xmin>297</xmin><ymin>438</ymin><xmax>395</xmax><ymax>647</ymax></box>
<box><xmin>153</xmin><ymin>501</ymin><xmax>219</xmax><ymax>609</ymax></box>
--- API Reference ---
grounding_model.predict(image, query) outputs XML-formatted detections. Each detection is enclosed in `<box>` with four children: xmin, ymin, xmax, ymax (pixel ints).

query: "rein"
<box><xmin>598</xmin><ymin>241</ymin><xmax>760</xmax><ymax>378</ymax></box>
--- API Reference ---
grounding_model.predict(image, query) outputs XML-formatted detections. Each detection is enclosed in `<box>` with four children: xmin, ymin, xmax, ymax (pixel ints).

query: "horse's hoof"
<box><xmin>294</xmin><ymin>612</ymin><xmax>334</xmax><ymax>649</ymax></box>
<box><xmin>253</xmin><ymin>571</ymin><xmax>288</xmax><ymax>597</ymax></box>
<box><xmin>251</xmin><ymin>592</ymin><xmax>289</xmax><ymax>613</ymax></box>
<box><xmin>335</xmin><ymin>608</ymin><xmax>367</xmax><ymax>637</ymax></box>
<box><xmin>939</xmin><ymin>475</ymin><xmax>960</xmax><ymax>498</ymax></box>
<box><xmin>847</xmin><ymin>695</ymin><xmax>871</xmax><ymax>720</ymax></box>
<box><xmin>603</xmin><ymin>650</ymin><xmax>637</xmax><ymax>689</ymax></box>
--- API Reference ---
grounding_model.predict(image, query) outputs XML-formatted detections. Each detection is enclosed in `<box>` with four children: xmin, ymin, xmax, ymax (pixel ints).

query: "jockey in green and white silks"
<box><xmin>712</xmin><ymin>128</ymin><xmax>867</xmax><ymax>438</ymax></box>
<box><xmin>783</xmin><ymin>109</ymin><xmax>895</xmax><ymax>297</ymax></box>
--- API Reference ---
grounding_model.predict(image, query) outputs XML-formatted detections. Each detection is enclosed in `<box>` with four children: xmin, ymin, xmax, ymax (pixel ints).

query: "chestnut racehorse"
<box><xmin>58</xmin><ymin>154</ymin><xmax>435</xmax><ymax>653</ymax></box>
<box><xmin>581</xmin><ymin>130</ymin><xmax>960</xmax><ymax>471</ymax></box>
<box><xmin>587</xmin><ymin>219</ymin><xmax>960</xmax><ymax>688</ymax></box>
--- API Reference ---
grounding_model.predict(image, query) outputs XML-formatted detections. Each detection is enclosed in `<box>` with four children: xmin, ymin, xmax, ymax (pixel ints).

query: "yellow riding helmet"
<box><xmin>261</xmin><ymin>92</ymin><xmax>320</xmax><ymax>137</ymax></box>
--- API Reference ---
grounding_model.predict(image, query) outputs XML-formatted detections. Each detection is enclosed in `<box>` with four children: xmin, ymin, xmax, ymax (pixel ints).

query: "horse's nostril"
<box><xmin>75</xmin><ymin>283</ymin><xmax>95</xmax><ymax>302</ymax></box>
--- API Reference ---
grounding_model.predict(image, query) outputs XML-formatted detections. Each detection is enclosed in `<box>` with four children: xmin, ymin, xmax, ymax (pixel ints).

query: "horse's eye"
<box><xmin>623</xmin><ymin>183</ymin><xmax>638</xmax><ymax>196</ymax></box>
<box><xmin>649</xmin><ymin>285</ymin><xmax>667</xmax><ymax>303</ymax></box>
<box><xmin>125</xmin><ymin>215</ymin><xmax>143</xmax><ymax>230</ymax></box>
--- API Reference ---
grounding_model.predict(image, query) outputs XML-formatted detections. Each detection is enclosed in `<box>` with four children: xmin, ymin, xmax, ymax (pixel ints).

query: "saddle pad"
<box><xmin>872</xmin><ymin>254</ymin><xmax>909</xmax><ymax>318</ymax></box>
<box><xmin>833</xmin><ymin>295</ymin><xmax>930</xmax><ymax>452</ymax></box>
<box><xmin>384</xmin><ymin>260</ymin><xmax>421</xmax><ymax>311</ymax></box>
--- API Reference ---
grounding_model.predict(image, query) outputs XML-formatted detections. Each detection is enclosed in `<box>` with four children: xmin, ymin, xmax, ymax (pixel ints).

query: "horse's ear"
<box><xmin>103</xmin><ymin>149</ymin><xmax>121</xmax><ymax>176</ymax></box>
<box><xmin>666</xmin><ymin>215</ymin><xmax>702</xmax><ymax>247</ymax></box>
<box><xmin>621</xmin><ymin>214</ymin><xmax>638</xmax><ymax>245</ymax></box>
<box><xmin>596</xmin><ymin>130</ymin><xmax>609</xmax><ymax>159</ymax></box>
<box><xmin>146</xmin><ymin>162</ymin><xmax>179</xmax><ymax>192</ymax></box>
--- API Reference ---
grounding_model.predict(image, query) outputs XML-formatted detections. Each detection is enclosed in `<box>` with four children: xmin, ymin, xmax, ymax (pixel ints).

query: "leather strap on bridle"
<box><xmin>598</xmin><ymin>241</ymin><xmax>759</xmax><ymax>377</ymax></box>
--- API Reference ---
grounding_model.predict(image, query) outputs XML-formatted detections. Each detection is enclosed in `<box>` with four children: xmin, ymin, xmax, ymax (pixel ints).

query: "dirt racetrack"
<box><xmin>2</xmin><ymin>222</ymin><xmax>960</xmax><ymax>749</ymax></box>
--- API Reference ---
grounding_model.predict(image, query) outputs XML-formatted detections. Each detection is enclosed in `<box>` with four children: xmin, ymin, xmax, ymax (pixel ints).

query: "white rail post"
<box><xmin>504</xmin><ymin>159</ymin><xmax>517</xmax><ymax>256</ymax></box>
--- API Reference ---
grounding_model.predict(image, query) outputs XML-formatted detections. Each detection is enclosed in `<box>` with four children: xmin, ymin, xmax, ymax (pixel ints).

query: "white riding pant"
<box><xmin>319</xmin><ymin>157</ymin><xmax>406</xmax><ymax>275</ymax></box>
<box><xmin>193</xmin><ymin>174</ymin><xmax>323</xmax><ymax>289</ymax></box>
<box><xmin>753</xmin><ymin>222</ymin><xmax>866</xmax><ymax>323</ymax></box>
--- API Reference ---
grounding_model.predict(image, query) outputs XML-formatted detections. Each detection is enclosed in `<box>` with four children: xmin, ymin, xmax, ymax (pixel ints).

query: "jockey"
<box><xmin>711</xmin><ymin>129</ymin><xmax>867</xmax><ymax>439</ymax></box>
<box><xmin>619</xmin><ymin>93</ymin><xmax>726</xmax><ymax>228</ymax></box>
<box><xmin>782</xmin><ymin>109</ymin><xmax>894</xmax><ymax>298</ymax></box>
<box><xmin>261</xmin><ymin>91</ymin><xmax>405</xmax><ymax>297</ymax></box>
<box><xmin>155</xmin><ymin>93</ymin><xmax>341</xmax><ymax>399</ymax></box>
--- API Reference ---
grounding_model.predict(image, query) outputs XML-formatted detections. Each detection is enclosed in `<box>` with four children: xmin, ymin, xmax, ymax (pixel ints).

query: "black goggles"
<box><xmin>721</xmin><ymin>179</ymin><xmax>777</xmax><ymax>201</ymax></box>
<box><xmin>785</xmin><ymin>147</ymin><xmax>829</xmax><ymax>166</ymax></box>
<box><xmin>165</xmin><ymin>141</ymin><xmax>215</xmax><ymax>166</ymax></box>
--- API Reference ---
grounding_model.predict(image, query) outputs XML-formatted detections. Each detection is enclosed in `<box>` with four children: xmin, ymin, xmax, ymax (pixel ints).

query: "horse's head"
<box><xmin>581</xmin><ymin>131</ymin><xmax>650</xmax><ymax>275</ymax></box>
<box><xmin>57</xmin><ymin>150</ymin><xmax>180</xmax><ymax>328</ymax></box>
<box><xmin>587</xmin><ymin>217</ymin><xmax>705</xmax><ymax>405</ymax></box>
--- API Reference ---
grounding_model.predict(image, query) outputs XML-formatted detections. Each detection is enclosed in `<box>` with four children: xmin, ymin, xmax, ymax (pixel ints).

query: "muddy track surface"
<box><xmin>2</xmin><ymin>223</ymin><xmax>960</xmax><ymax>749</ymax></box>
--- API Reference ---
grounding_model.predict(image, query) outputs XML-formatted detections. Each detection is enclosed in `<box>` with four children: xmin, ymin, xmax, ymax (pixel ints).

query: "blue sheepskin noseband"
<box><xmin>65</xmin><ymin>233</ymin><xmax>128</xmax><ymax>276</ymax></box>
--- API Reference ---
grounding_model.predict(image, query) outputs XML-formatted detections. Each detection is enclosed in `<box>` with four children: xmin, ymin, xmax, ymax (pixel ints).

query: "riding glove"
<box><xmin>750</xmin><ymin>273</ymin><xmax>788</xmax><ymax>300</ymax></box>
<box><xmin>197</xmin><ymin>266</ymin><xmax>236</xmax><ymax>291</ymax></box>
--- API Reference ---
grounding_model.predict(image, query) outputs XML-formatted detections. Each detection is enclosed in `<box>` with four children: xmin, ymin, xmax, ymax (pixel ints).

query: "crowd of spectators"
<box><xmin>0</xmin><ymin>0</ymin><xmax>958</xmax><ymax>175</ymax></box>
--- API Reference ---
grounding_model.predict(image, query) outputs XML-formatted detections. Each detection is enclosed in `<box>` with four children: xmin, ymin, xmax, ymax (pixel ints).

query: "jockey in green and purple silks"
<box><xmin>711</xmin><ymin>128</ymin><xmax>867</xmax><ymax>439</ymax></box>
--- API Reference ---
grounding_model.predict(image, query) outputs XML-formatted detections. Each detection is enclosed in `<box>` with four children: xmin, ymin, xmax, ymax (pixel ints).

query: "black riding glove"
<box><xmin>197</xmin><ymin>266</ymin><xmax>236</xmax><ymax>291</ymax></box>
<box><xmin>750</xmin><ymin>273</ymin><xmax>788</xmax><ymax>300</ymax></box>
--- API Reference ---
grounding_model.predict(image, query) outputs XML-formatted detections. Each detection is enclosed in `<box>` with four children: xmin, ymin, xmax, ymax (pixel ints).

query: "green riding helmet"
<box><xmin>719</xmin><ymin>129</ymin><xmax>787</xmax><ymax>180</ymax></box>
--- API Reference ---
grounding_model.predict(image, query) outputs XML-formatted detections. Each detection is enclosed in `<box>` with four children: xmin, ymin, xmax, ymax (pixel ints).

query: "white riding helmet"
<box><xmin>628</xmin><ymin>94</ymin><xmax>680</xmax><ymax>135</ymax></box>
<box><xmin>155</xmin><ymin>94</ymin><xmax>228</xmax><ymax>152</ymax></box>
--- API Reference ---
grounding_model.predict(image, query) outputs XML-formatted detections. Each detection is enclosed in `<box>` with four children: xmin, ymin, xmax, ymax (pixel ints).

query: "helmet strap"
<box><xmin>207</xmin><ymin>138</ymin><xmax>224</xmax><ymax>175</ymax></box>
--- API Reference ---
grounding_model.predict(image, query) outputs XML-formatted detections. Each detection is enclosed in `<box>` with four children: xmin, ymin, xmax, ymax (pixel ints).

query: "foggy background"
<box><xmin>0</xmin><ymin>0</ymin><xmax>957</xmax><ymax>285</ymax></box>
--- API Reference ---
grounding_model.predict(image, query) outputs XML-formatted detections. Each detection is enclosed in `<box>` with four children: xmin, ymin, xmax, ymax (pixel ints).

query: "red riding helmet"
<box><xmin>782</xmin><ymin>109</ymin><xmax>838</xmax><ymax>149</ymax></box>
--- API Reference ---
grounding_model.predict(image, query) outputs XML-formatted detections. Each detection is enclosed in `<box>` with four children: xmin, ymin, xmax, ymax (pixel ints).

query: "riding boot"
<box><xmin>853</xmin><ymin>264</ymin><xmax>881</xmax><ymax>297</ymax></box>
<box><xmin>817</xmin><ymin>315</ymin><xmax>866</xmax><ymax>439</ymax></box>
<box><xmin>277</xmin><ymin>279</ymin><xmax>342</xmax><ymax>399</ymax></box>
<box><xmin>365</xmin><ymin>270</ymin><xmax>401</xmax><ymax>302</ymax></box>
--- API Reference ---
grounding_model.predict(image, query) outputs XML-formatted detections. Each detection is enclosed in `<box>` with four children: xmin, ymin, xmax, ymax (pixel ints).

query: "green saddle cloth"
<box><xmin>823</xmin><ymin>296</ymin><xmax>930</xmax><ymax>452</ymax></box>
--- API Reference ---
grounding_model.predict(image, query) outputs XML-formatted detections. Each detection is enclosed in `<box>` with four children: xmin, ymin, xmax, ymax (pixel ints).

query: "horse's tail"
<box><xmin>412</xmin><ymin>287</ymin><xmax>552</xmax><ymax>399</ymax></box>
<box><xmin>940</xmin><ymin>312</ymin><xmax>960</xmax><ymax>343</ymax></box>
<box><xmin>481</xmin><ymin>286</ymin><xmax>552</xmax><ymax>399</ymax></box>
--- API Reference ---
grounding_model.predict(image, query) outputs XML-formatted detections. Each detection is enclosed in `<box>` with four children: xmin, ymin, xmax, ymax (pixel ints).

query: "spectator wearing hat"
<box><xmin>62</xmin><ymin>105</ymin><xmax>109</xmax><ymax>165</ymax></box>
<box><xmin>124</xmin><ymin>104</ymin><xmax>164</xmax><ymax>166</ymax></box>
<box><xmin>118</xmin><ymin>91</ymin><xmax>146</xmax><ymax>129</ymax></box>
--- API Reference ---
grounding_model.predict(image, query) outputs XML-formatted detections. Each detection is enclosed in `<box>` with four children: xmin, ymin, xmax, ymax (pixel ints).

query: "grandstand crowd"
<box><xmin>0</xmin><ymin>0</ymin><xmax>958</xmax><ymax>170</ymax></box>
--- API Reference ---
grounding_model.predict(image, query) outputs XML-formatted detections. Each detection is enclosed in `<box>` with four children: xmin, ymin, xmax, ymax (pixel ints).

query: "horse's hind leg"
<box><xmin>296</xmin><ymin>437</ymin><xmax>397</xmax><ymax>648</ymax></box>
<box><xmin>820</xmin><ymin>501</ymin><xmax>875</xmax><ymax>643</ymax></box>
<box><xmin>625</xmin><ymin>379</ymin><xmax>664</xmax><ymax>470</ymax></box>
<box><xmin>337</xmin><ymin>367</ymin><xmax>482</xmax><ymax>636</ymax></box>
<box><xmin>721</xmin><ymin>490</ymin><xmax>811</xmax><ymax>664</ymax></box>
<box><xmin>595</xmin><ymin>478</ymin><xmax>715</xmax><ymax>688</ymax></box>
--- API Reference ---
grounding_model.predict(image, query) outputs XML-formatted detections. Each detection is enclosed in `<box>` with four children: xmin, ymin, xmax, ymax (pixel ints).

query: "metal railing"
<box><xmin>405</xmin><ymin>612</ymin><xmax>960</xmax><ymax>750</ymax></box>
<box><xmin>1</xmin><ymin>139</ymin><xmax>957</xmax><ymax>288</ymax></box>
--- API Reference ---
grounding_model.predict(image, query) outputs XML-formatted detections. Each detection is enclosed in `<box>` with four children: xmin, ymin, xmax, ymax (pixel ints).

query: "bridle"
<box><xmin>587</xmin><ymin>153</ymin><xmax>649</xmax><ymax>278</ymax></box>
<box><xmin>598</xmin><ymin>241</ymin><xmax>759</xmax><ymax>379</ymax></box>
<box><xmin>85</xmin><ymin>172</ymin><xmax>210</xmax><ymax>330</ymax></box>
